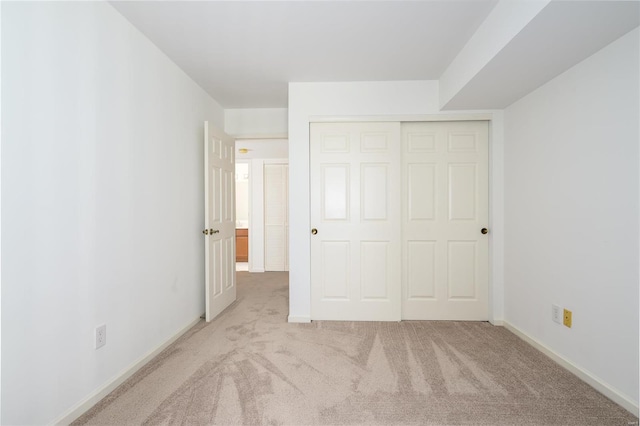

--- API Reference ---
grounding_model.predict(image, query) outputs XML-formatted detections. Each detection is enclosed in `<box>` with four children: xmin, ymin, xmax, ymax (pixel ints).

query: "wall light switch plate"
<box><xmin>552</xmin><ymin>304</ymin><xmax>562</xmax><ymax>324</ymax></box>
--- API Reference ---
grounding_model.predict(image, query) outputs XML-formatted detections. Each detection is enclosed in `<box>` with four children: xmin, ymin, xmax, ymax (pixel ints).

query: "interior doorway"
<box><xmin>234</xmin><ymin>139</ymin><xmax>289</xmax><ymax>273</ymax></box>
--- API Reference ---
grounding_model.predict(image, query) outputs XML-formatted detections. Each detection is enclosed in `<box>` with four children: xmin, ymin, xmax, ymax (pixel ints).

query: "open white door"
<box><xmin>204</xmin><ymin>121</ymin><xmax>236</xmax><ymax>322</ymax></box>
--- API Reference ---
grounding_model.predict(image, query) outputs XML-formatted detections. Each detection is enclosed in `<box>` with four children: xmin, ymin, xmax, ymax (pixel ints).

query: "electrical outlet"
<box><xmin>552</xmin><ymin>304</ymin><xmax>562</xmax><ymax>324</ymax></box>
<box><xmin>95</xmin><ymin>325</ymin><xmax>106</xmax><ymax>349</ymax></box>
<box><xmin>563</xmin><ymin>309</ymin><xmax>572</xmax><ymax>328</ymax></box>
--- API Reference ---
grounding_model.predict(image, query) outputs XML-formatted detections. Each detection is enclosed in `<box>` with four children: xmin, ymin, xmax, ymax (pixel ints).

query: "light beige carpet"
<box><xmin>74</xmin><ymin>272</ymin><xmax>637</xmax><ymax>425</ymax></box>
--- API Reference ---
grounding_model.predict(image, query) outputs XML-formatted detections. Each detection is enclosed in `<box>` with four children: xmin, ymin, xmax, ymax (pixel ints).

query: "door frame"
<box><xmin>235</xmin><ymin>159</ymin><xmax>250</xmax><ymax>267</ymax></box>
<box><xmin>306</xmin><ymin>113</ymin><xmax>502</xmax><ymax>324</ymax></box>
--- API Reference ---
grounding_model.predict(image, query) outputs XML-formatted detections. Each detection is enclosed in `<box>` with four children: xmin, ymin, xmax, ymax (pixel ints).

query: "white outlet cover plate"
<box><xmin>96</xmin><ymin>324</ymin><xmax>107</xmax><ymax>349</ymax></box>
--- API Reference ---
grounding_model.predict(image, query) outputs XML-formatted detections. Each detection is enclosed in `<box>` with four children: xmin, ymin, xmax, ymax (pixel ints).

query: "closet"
<box><xmin>310</xmin><ymin>121</ymin><xmax>489</xmax><ymax>321</ymax></box>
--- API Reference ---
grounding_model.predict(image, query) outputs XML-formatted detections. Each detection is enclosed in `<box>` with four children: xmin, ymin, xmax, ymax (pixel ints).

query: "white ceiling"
<box><xmin>443</xmin><ymin>0</ymin><xmax>640</xmax><ymax>110</ymax></box>
<box><xmin>111</xmin><ymin>1</ymin><xmax>639</xmax><ymax>110</ymax></box>
<box><xmin>110</xmin><ymin>1</ymin><xmax>497</xmax><ymax>108</ymax></box>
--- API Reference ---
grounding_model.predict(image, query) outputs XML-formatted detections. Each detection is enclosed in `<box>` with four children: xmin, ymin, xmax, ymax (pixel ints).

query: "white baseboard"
<box><xmin>288</xmin><ymin>315</ymin><xmax>311</xmax><ymax>323</ymax></box>
<box><xmin>489</xmin><ymin>319</ymin><xmax>504</xmax><ymax>326</ymax></box>
<box><xmin>53</xmin><ymin>316</ymin><xmax>202</xmax><ymax>425</ymax></box>
<box><xmin>249</xmin><ymin>267</ymin><xmax>265</xmax><ymax>273</ymax></box>
<box><xmin>502</xmin><ymin>321</ymin><xmax>639</xmax><ymax>416</ymax></box>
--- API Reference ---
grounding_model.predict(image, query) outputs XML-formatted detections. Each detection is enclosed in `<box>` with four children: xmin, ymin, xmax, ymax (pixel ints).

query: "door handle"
<box><xmin>202</xmin><ymin>229</ymin><xmax>209</xmax><ymax>235</ymax></box>
<box><xmin>211</xmin><ymin>229</ymin><xmax>220</xmax><ymax>234</ymax></box>
<box><xmin>481</xmin><ymin>228</ymin><xmax>488</xmax><ymax>235</ymax></box>
<box><xmin>311</xmin><ymin>228</ymin><xmax>318</xmax><ymax>235</ymax></box>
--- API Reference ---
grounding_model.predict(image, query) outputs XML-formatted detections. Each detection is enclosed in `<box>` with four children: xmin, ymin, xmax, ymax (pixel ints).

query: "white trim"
<box><xmin>204</xmin><ymin>122</ymin><xmax>211</xmax><ymax>321</ymax></box>
<box><xmin>0</xmin><ymin>2</ymin><xmax>3</xmax><ymax>420</ymax></box>
<box><xmin>236</xmin><ymin>159</ymin><xmax>251</xmax><ymax>267</ymax></box>
<box><xmin>52</xmin><ymin>317</ymin><xmax>202</xmax><ymax>425</ymax></box>
<box><xmin>228</xmin><ymin>133</ymin><xmax>288</xmax><ymax>140</ymax></box>
<box><xmin>263</xmin><ymin>158</ymin><xmax>289</xmax><ymax>164</ymax></box>
<box><xmin>503</xmin><ymin>321</ymin><xmax>639</xmax><ymax>416</ymax></box>
<box><xmin>309</xmin><ymin>113</ymin><xmax>493</xmax><ymax>123</ymax></box>
<box><xmin>488</xmin><ymin>112</ymin><xmax>505</xmax><ymax>323</ymax></box>
<box><xmin>248</xmin><ymin>159</ymin><xmax>264</xmax><ymax>273</ymax></box>
<box><xmin>287</xmin><ymin>315</ymin><xmax>311</xmax><ymax>323</ymax></box>
<box><xmin>489</xmin><ymin>319</ymin><xmax>504</xmax><ymax>326</ymax></box>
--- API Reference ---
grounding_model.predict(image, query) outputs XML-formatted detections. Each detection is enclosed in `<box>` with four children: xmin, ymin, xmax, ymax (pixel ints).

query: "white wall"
<box><xmin>235</xmin><ymin>163</ymin><xmax>249</xmax><ymax>227</ymax></box>
<box><xmin>225</xmin><ymin>108</ymin><xmax>288</xmax><ymax>138</ymax></box>
<box><xmin>1</xmin><ymin>2</ymin><xmax>224</xmax><ymax>424</ymax></box>
<box><xmin>288</xmin><ymin>81</ymin><xmax>504</xmax><ymax>323</ymax></box>
<box><xmin>504</xmin><ymin>28</ymin><xmax>639</xmax><ymax>407</ymax></box>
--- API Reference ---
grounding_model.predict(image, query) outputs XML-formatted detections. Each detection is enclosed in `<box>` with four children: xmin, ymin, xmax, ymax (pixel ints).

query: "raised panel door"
<box><xmin>401</xmin><ymin>121</ymin><xmax>488</xmax><ymax>320</ymax></box>
<box><xmin>204</xmin><ymin>121</ymin><xmax>236</xmax><ymax>322</ymax></box>
<box><xmin>264</xmin><ymin>163</ymin><xmax>289</xmax><ymax>271</ymax></box>
<box><xmin>310</xmin><ymin>122</ymin><xmax>401</xmax><ymax>321</ymax></box>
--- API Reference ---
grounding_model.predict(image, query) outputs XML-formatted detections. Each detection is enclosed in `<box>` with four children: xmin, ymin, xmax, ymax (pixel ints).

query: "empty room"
<box><xmin>2</xmin><ymin>1</ymin><xmax>639</xmax><ymax>425</ymax></box>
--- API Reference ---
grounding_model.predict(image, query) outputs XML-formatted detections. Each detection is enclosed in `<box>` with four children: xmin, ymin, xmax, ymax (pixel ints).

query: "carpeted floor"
<box><xmin>74</xmin><ymin>272</ymin><xmax>637</xmax><ymax>425</ymax></box>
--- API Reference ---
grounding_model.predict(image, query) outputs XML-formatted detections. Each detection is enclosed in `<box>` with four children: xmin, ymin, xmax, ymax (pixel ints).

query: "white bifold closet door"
<box><xmin>264</xmin><ymin>163</ymin><xmax>289</xmax><ymax>271</ymax></box>
<box><xmin>310</xmin><ymin>122</ymin><xmax>402</xmax><ymax>321</ymax></box>
<box><xmin>402</xmin><ymin>121</ymin><xmax>489</xmax><ymax>320</ymax></box>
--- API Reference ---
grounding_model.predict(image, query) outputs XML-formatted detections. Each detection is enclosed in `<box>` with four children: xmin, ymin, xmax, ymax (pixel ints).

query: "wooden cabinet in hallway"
<box><xmin>236</xmin><ymin>228</ymin><xmax>248</xmax><ymax>262</ymax></box>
